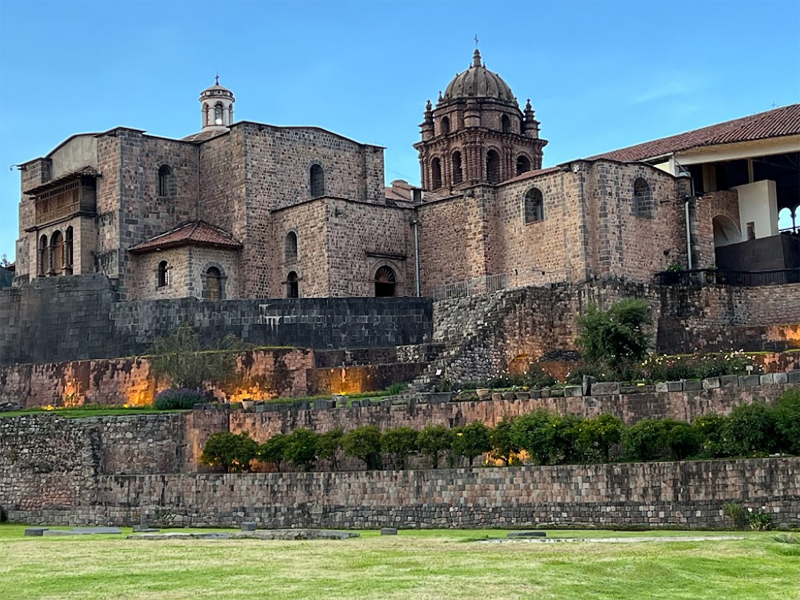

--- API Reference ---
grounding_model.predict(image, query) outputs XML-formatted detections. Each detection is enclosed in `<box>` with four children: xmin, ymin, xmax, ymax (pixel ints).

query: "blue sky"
<box><xmin>1</xmin><ymin>0</ymin><xmax>798</xmax><ymax>259</ymax></box>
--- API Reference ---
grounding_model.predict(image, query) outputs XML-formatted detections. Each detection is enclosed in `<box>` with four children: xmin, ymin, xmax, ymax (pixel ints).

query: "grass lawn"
<box><xmin>0</xmin><ymin>525</ymin><xmax>798</xmax><ymax>599</ymax></box>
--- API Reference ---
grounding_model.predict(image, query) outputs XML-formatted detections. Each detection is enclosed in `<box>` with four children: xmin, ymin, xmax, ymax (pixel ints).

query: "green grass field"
<box><xmin>0</xmin><ymin>525</ymin><xmax>798</xmax><ymax>599</ymax></box>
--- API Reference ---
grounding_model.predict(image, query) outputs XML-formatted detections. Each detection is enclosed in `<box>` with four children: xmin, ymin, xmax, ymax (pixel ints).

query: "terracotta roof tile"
<box><xmin>588</xmin><ymin>104</ymin><xmax>800</xmax><ymax>163</ymax></box>
<box><xmin>129</xmin><ymin>220</ymin><xmax>242</xmax><ymax>254</ymax></box>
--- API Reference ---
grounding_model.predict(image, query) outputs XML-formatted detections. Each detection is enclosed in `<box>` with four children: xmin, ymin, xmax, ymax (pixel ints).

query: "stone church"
<box><xmin>12</xmin><ymin>51</ymin><xmax>800</xmax><ymax>300</ymax></box>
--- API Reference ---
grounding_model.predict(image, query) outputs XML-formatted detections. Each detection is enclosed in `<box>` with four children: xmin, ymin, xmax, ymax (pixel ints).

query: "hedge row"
<box><xmin>200</xmin><ymin>389</ymin><xmax>800</xmax><ymax>473</ymax></box>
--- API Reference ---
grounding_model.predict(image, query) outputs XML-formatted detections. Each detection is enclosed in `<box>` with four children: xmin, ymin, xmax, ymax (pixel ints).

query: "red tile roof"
<box><xmin>128</xmin><ymin>221</ymin><xmax>242</xmax><ymax>254</ymax></box>
<box><xmin>588</xmin><ymin>103</ymin><xmax>800</xmax><ymax>163</ymax></box>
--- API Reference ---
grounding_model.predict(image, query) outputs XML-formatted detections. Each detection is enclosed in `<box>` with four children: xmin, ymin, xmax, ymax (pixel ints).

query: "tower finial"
<box><xmin>472</xmin><ymin>48</ymin><xmax>482</xmax><ymax>68</ymax></box>
<box><xmin>474</xmin><ymin>34</ymin><xmax>479</xmax><ymax>49</ymax></box>
<box><xmin>215</xmin><ymin>74</ymin><xmax>219</xmax><ymax>85</ymax></box>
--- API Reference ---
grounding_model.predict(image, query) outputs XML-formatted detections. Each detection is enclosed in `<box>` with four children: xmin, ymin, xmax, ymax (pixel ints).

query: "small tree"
<box><xmin>510</xmin><ymin>409</ymin><xmax>553</xmax><ymax>465</ymax></box>
<box><xmin>257</xmin><ymin>434</ymin><xmax>289</xmax><ymax>472</ymax></box>
<box><xmin>284</xmin><ymin>428</ymin><xmax>318</xmax><ymax>471</ymax></box>
<box><xmin>576</xmin><ymin>299</ymin><xmax>651</xmax><ymax>377</ymax></box>
<box><xmin>576</xmin><ymin>414</ymin><xmax>624</xmax><ymax>463</ymax></box>
<box><xmin>148</xmin><ymin>324</ymin><xmax>249</xmax><ymax>390</ymax></box>
<box><xmin>200</xmin><ymin>432</ymin><xmax>258</xmax><ymax>473</ymax></box>
<box><xmin>663</xmin><ymin>420</ymin><xmax>702</xmax><ymax>461</ymax></box>
<box><xmin>488</xmin><ymin>417</ymin><xmax>519</xmax><ymax>466</ymax></box>
<box><xmin>451</xmin><ymin>422</ymin><xmax>492</xmax><ymax>467</ymax></box>
<box><xmin>381</xmin><ymin>426</ymin><xmax>418</xmax><ymax>469</ymax></box>
<box><xmin>342</xmin><ymin>426</ymin><xmax>383</xmax><ymax>470</ymax></box>
<box><xmin>417</xmin><ymin>425</ymin><xmax>453</xmax><ymax>469</ymax></box>
<box><xmin>622</xmin><ymin>418</ymin><xmax>667</xmax><ymax>462</ymax></box>
<box><xmin>316</xmin><ymin>427</ymin><xmax>344</xmax><ymax>471</ymax></box>
<box><xmin>693</xmin><ymin>414</ymin><xmax>730</xmax><ymax>458</ymax></box>
<box><xmin>723</xmin><ymin>401</ymin><xmax>778</xmax><ymax>456</ymax></box>
<box><xmin>774</xmin><ymin>389</ymin><xmax>800</xmax><ymax>455</ymax></box>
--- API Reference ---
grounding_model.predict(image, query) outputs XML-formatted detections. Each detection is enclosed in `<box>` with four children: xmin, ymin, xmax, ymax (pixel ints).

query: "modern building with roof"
<box><xmin>11</xmin><ymin>51</ymin><xmax>800</xmax><ymax>301</ymax></box>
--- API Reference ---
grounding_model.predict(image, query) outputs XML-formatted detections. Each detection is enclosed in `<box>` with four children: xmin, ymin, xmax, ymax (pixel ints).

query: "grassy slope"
<box><xmin>0</xmin><ymin>526</ymin><xmax>797</xmax><ymax>600</ymax></box>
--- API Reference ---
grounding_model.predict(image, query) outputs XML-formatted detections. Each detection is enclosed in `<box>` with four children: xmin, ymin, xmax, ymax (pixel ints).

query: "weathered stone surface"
<box><xmin>72</xmin><ymin>527</ymin><xmax>122</xmax><ymax>534</ymax></box>
<box><xmin>683</xmin><ymin>380</ymin><xmax>702</xmax><ymax>391</ymax></box>
<box><xmin>719</xmin><ymin>375</ymin><xmax>740</xmax><ymax>388</ymax></box>
<box><xmin>24</xmin><ymin>528</ymin><xmax>48</xmax><ymax>536</ymax></box>
<box><xmin>380</xmin><ymin>527</ymin><xmax>398</xmax><ymax>536</ymax></box>
<box><xmin>240</xmin><ymin>522</ymin><xmax>256</xmax><ymax>532</ymax></box>
<box><xmin>564</xmin><ymin>386</ymin><xmax>582</xmax><ymax>397</ymax></box>
<box><xmin>507</xmin><ymin>531</ymin><xmax>546</xmax><ymax>538</ymax></box>
<box><xmin>667</xmin><ymin>381</ymin><xmax>683</xmax><ymax>392</ymax></box>
<box><xmin>655</xmin><ymin>382</ymin><xmax>669</xmax><ymax>393</ymax></box>
<box><xmin>739</xmin><ymin>375</ymin><xmax>761</xmax><ymax>387</ymax></box>
<box><xmin>589</xmin><ymin>382</ymin><xmax>619</xmax><ymax>396</ymax></box>
<box><xmin>703</xmin><ymin>377</ymin><xmax>721</xmax><ymax>389</ymax></box>
<box><xmin>774</xmin><ymin>372</ymin><xmax>789</xmax><ymax>385</ymax></box>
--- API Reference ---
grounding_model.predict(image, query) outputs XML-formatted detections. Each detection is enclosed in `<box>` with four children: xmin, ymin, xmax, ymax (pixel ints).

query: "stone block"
<box><xmin>773</xmin><ymin>372</ymin><xmax>788</xmax><ymax>384</ymax></box>
<box><xmin>683</xmin><ymin>380</ymin><xmax>702</xmax><ymax>391</ymax></box>
<box><xmin>380</xmin><ymin>527</ymin><xmax>398</xmax><ymax>536</ymax></box>
<box><xmin>589</xmin><ymin>382</ymin><xmax>620</xmax><ymax>396</ymax></box>
<box><xmin>719</xmin><ymin>375</ymin><xmax>739</xmax><ymax>388</ymax></box>
<box><xmin>72</xmin><ymin>527</ymin><xmax>122</xmax><ymax>534</ymax></box>
<box><xmin>514</xmin><ymin>392</ymin><xmax>530</xmax><ymax>400</ymax></box>
<box><xmin>564</xmin><ymin>386</ymin><xmax>582</xmax><ymax>397</ymax></box>
<box><xmin>759</xmin><ymin>374</ymin><xmax>775</xmax><ymax>385</ymax></box>
<box><xmin>739</xmin><ymin>375</ymin><xmax>760</xmax><ymax>387</ymax></box>
<box><xmin>582</xmin><ymin>375</ymin><xmax>596</xmax><ymax>396</ymax></box>
<box><xmin>787</xmin><ymin>371</ymin><xmax>800</xmax><ymax>384</ymax></box>
<box><xmin>702</xmin><ymin>377</ymin><xmax>721</xmax><ymax>389</ymax></box>
<box><xmin>667</xmin><ymin>381</ymin><xmax>683</xmax><ymax>392</ymax></box>
<box><xmin>655</xmin><ymin>382</ymin><xmax>669</xmax><ymax>393</ymax></box>
<box><xmin>507</xmin><ymin>531</ymin><xmax>546</xmax><ymax>538</ymax></box>
<box><xmin>502</xmin><ymin>392</ymin><xmax>516</xmax><ymax>401</ymax></box>
<box><xmin>313</xmin><ymin>399</ymin><xmax>334</xmax><ymax>410</ymax></box>
<box><xmin>241</xmin><ymin>522</ymin><xmax>257</xmax><ymax>532</ymax></box>
<box><xmin>24</xmin><ymin>527</ymin><xmax>48</xmax><ymax>537</ymax></box>
<box><xmin>429</xmin><ymin>392</ymin><xmax>453</xmax><ymax>404</ymax></box>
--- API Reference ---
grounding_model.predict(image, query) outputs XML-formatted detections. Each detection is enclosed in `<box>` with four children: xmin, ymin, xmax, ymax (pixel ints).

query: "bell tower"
<box><xmin>200</xmin><ymin>76</ymin><xmax>235</xmax><ymax>131</ymax></box>
<box><xmin>414</xmin><ymin>49</ymin><xmax>547</xmax><ymax>192</ymax></box>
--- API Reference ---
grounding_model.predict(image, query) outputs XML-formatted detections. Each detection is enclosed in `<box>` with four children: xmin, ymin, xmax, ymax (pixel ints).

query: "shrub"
<box><xmin>200</xmin><ymin>432</ymin><xmax>258</xmax><ymax>473</ymax></box>
<box><xmin>510</xmin><ymin>409</ymin><xmax>553</xmax><ymax>465</ymax></box>
<box><xmin>381</xmin><ymin>426</ymin><xmax>418</xmax><ymax>469</ymax></box>
<box><xmin>662</xmin><ymin>420</ymin><xmax>702</xmax><ymax>461</ymax></box>
<box><xmin>723</xmin><ymin>401</ymin><xmax>778</xmax><ymax>456</ymax></box>
<box><xmin>622</xmin><ymin>418</ymin><xmax>667</xmax><ymax>462</ymax></box>
<box><xmin>417</xmin><ymin>425</ymin><xmax>454</xmax><ymax>469</ymax></box>
<box><xmin>316</xmin><ymin>427</ymin><xmax>344</xmax><ymax>471</ymax></box>
<box><xmin>284</xmin><ymin>428</ymin><xmax>318</xmax><ymax>471</ymax></box>
<box><xmin>575</xmin><ymin>414</ymin><xmax>624</xmax><ymax>463</ymax></box>
<box><xmin>148</xmin><ymin>324</ymin><xmax>249</xmax><ymax>389</ymax></box>
<box><xmin>385</xmin><ymin>382</ymin><xmax>408</xmax><ymax>396</ymax></box>
<box><xmin>576</xmin><ymin>299</ymin><xmax>651</xmax><ymax>374</ymax></box>
<box><xmin>774</xmin><ymin>389</ymin><xmax>800</xmax><ymax>455</ymax></box>
<box><xmin>342</xmin><ymin>426</ymin><xmax>383</xmax><ymax>470</ymax></box>
<box><xmin>488</xmin><ymin>417</ymin><xmax>519</xmax><ymax>466</ymax></box>
<box><xmin>451</xmin><ymin>422</ymin><xmax>492</xmax><ymax>467</ymax></box>
<box><xmin>693</xmin><ymin>414</ymin><xmax>730</xmax><ymax>458</ymax></box>
<box><xmin>153</xmin><ymin>388</ymin><xmax>206</xmax><ymax>410</ymax></box>
<box><xmin>257</xmin><ymin>434</ymin><xmax>289</xmax><ymax>472</ymax></box>
<box><xmin>749</xmin><ymin>507</ymin><xmax>774</xmax><ymax>531</ymax></box>
<box><xmin>724</xmin><ymin>502</ymin><xmax>749</xmax><ymax>529</ymax></box>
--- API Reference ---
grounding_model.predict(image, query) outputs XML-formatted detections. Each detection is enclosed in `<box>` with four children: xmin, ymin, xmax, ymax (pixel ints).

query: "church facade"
<box><xmin>12</xmin><ymin>52</ymin><xmax>800</xmax><ymax>300</ymax></box>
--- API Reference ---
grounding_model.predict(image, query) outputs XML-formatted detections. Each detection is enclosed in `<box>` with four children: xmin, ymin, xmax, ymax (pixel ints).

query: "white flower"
<box><xmin>748</xmin><ymin>508</ymin><xmax>753</xmax><ymax>513</ymax></box>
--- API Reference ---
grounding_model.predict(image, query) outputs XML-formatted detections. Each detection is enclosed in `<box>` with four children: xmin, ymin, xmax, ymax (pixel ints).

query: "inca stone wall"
<box><xmin>0</xmin><ymin>275</ymin><xmax>432</xmax><ymax>365</ymax></box>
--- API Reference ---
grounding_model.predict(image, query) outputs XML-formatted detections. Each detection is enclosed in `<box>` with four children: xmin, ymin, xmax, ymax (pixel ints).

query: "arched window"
<box><xmin>523</xmin><ymin>188</ymin><xmax>544</xmax><ymax>224</ymax></box>
<box><xmin>431</xmin><ymin>158</ymin><xmax>442</xmax><ymax>189</ymax></box>
<box><xmin>516</xmin><ymin>155</ymin><xmax>531</xmax><ymax>176</ymax></box>
<box><xmin>441</xmin><ymin>116</ymin><xmax>450</xmax><ymax>135</ymax></box>
<box><xmin>375</xmin><ymin>266</ymin><xmax>396</xmax><ymax>297</ymax></box>
<box><xmin>779</xmin><ymin>206</ymin><xmax>798</xmax><ymax>233</ymax></box>
<box><xmin>310</xmin><ymin>164</ymin><xmax>325</xmax><ymax>197</ymax></box>
<box><xmin>486</xmin><ymin>150</ymin><xmax>501</xmax><ymax>184</ymax></box>
<box><xmin>452</xmin><ymin>151</ymin><xmax>463</xmax><ymax>184</ymax></box>
<box><xmin>633</xmin><ymin>178</ymin><xmax>653</xmax><ymax>218</ymax></box>
<box><xmin>285</xmin><ymin>231</ymin><xmax>298</xmax><ymax>262</ymax></box>
<box><xmin>50</xmin><ymin>230</ymin><xmax>64</xmax><ymax>275</ymax></box>
<box><xmin>158</xmin><ymin>165</ymin><xmax>173</xmax><ymax>197</ymax></box>
<box><xmin>38</xmin><ymin>234</ymin><xmax>48</xmax><ymax>277</ymax></box>
<box><xmin>214</xmin><ymin>103</ymin><xmax>224</xmax><ymax>125</ymax></box>
<box><xmin>286</xmin><ymin>271</ymin><xmax>299</xmax><ymax>298</ymax></box>
<box><xmin>157</xmin><ymin>261</ymin><xmax>169</xmax><ymax>288</ymax></box>
<box><xmin>206</xmin><ymin>267</ymin><xmax>222</xmax><ymax>301</ymax></box>
<box><xmin>65</xmin><ymin>227</ymin><xmax>74</xmax><ymax>274</ymax></box>
<box><xmin>501</xmin><ymin>115</ymin><xmax>511</xmax><ymax>133</ymax></box>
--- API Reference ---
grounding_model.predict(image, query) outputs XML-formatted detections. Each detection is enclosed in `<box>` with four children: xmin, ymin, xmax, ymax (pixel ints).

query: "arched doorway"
<box><xmin>50</xmin><ymin>230</ymin><xmax>64</xmax><ymax>275</ymax></box>
<box><xmin>713</xmin><ymin>215</ymin><xmax>741</xmax><ymax>248</ymax></box>
<box><xmin>206</xmin><ymin>267</ymin><xmax>222</xmax><ymax>301</ymax></box>
<box><xmin>375</xmin><ymin>266</ymin><xmax>396</xmax><ymax>297</ymax></box>
<box><xmin>286</xmin><ymin>271</ymin><xmax>299</xmax><ymax>298</ymax></box>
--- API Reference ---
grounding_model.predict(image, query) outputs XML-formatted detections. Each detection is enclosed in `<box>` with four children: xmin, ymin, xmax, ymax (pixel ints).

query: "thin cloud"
<box><xmin>632</xmin><ymin>73</ymin><xmax>707</xmax><ymax>104</ymax></box>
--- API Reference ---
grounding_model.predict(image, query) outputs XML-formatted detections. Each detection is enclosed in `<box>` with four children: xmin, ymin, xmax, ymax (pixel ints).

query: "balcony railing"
<box><xmin>655</xmin><ymin>268</ymin><xmax>800</xmax><ymax>287</ymax></box>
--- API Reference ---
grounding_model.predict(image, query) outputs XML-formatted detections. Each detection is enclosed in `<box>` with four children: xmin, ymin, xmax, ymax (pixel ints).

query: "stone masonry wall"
<box><xmin>227</xmin><ymin>383</ymin><xmax>798</xmax><ymax>442</ymax></box>
<box><xmin>0</xmin><ymin>348</ymin><xmax>314</xmax><ymax>408</ymax></box>
<box><xmin>0</xmin><ymin>275</ymin><xmax>433</xmax><ymax>364</ymax></box>
<box><xmin>6</xmin><ymin>458</ymin><xmax>798</xmax><ymax>530</ymax></box>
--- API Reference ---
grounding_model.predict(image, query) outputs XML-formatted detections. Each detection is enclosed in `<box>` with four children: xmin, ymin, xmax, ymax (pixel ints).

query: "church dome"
<box><xmin>443</xmin><ymin>50</ymin><xmax>515</xmax><ymax>103</ymax></box>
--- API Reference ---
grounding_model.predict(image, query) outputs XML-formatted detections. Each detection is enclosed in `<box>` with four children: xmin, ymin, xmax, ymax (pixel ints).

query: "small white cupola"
<box><xmin>200</xmin><ymin>76</ymin><xmax>235</xmax><ymax>131</ymax></box>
